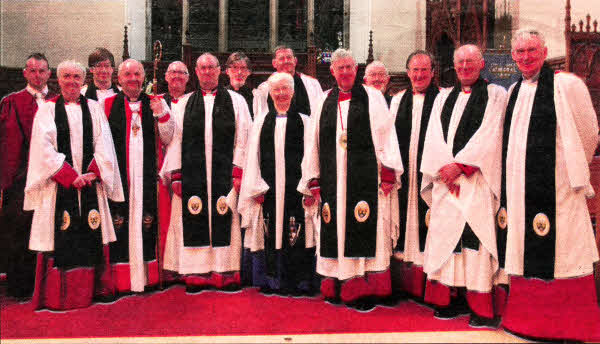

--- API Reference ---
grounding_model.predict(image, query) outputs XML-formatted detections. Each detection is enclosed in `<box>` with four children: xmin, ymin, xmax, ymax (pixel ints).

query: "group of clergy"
<box><xmin>1</xmin><ymin>26</ymin><xmax>599</xmax><ymax>342</ymax></box>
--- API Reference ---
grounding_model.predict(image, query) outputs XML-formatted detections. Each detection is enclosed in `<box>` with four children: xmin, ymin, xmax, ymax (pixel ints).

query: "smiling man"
<box><xmin>299</xmin><ymin>48</ymin><xmax>403</xmax><ymax>311</ymax></box>
<box><xmin>159</xmin><ymin>53</ymin><xmax>251</xmax><ymax>293</ymax></box>
<box><xmin>420</xmin><ymin>44</ymin><xmax>507</xmax><ymax>327</ymax></box>
<box><xmin>389</xmin><ymin>50</ymin><xmax>438</xmax><ymax>304</ymax></box>
<box><xmin>499</xmin><ymin>28</ymin><xmax>600</xmax><ymax>342</ymax></box>
<box><xmin>25</xmin><ymin>60</ymin><xmax>123</xmax><ymax>310</ymax></box>
<box><xmin>100</xmin><ymin>58</ymin><xmax>173</xmax><ymax>299</ymax></box>
<box><xmin>225</xmin><ymin>52</ymin><xmax>255</xmax><ymax>119</ymax></box>
<box><xmin>364</xmin><ymin>61</ymin><xmax>392</xmax><ymax>105</ymax></box>
<box><xmin>255</xmin><ymin>45</ymin><xmax>323</xmax><ymax>117</ymax></box>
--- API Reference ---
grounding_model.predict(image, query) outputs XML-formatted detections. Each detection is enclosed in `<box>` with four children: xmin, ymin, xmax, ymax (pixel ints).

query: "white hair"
<box><xmin>57</xmin><ymin>60</ymin><xmax>86</xmax><ymax>79</ymax></box>
<box><xmin>118</xmin><ymin>58</ymin><xmax>145</xmax><ymax>76</ymax></box>
<box><xmin>511</xmin><ymin>27</ymin><xmax>546</xmax><ymax>48</ymax></box>
<box><xmin>331</xmin><ymin>48</ymin><xmax>357</xmax><ymax>66</ymax></box>
<box><xmin>167</xmin><ymin>61</ymin><xmax>188</xmax><ymax>73</ymax></box>
<box><xmin>453</xmin><ymin>44</ymin><xmax>483</xmax><ymax>63</ymax></box>
<box><xmin>267</xmin><ymin>72</ymin><xmax>294</xmax><ymax>90</ymax></box>
<box><xmin>365</xmin><ymin>61</ymin><xmax>388</xmax><ymax>75</ymax></box>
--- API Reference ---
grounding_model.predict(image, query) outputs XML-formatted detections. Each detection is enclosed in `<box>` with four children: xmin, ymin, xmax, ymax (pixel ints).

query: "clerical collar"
<box><xmin>26</xmin><ymin>84</ymin><xmax>48</xmax><ymax>98</ymax></box>
<box><xmin>461</xmin><ymin>86</ymin><xmax>472</xmax><ymax>94</ymax></box>
<box><xmin>338</xmin><ymin>90</ymin><xmax>352</xmax><ymax>102</ymax></box>
<box><xmin>202</xmin><ymin>89</ymin><xmax>217</xmax><ymax>97</ymax></box>
<box><xmin>276</xmin><ymin>112</ymin><xmax>287</xmax><ymax>118</ymax></box>
<box><xmin>523</xmin><ymin>71</ymin><xmax>541</xmax><ymax>83</ymax></box>
<box><xmin>124</xmin><ymin>94</ymin><xmax>141</xmax><ymax>103</ymax></box>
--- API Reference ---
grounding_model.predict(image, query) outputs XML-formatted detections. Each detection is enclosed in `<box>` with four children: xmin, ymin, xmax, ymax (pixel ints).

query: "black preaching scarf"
<box><xmin>500</xmin><ymin>64</ymin><xmax>556</xmax><ymax>280</ymax></box>
<box><xmin>394</xmin><ymin>84</ymin><xmax>439</xmax><ymax>252</ymax></box>
<box><xmin>53</xmin><ymin>95</ymin><xmax>102</xmax><ymax>269</ymax></box>
<box><xmin>268</xmin><ymin>73</ymin><xmax>311</xmax><ymax>116</ymax></box>
<box><xmin>107</xmin><ymin>92</ymin><xmax>158</xmax><ymax>263</ymax></box>
<box><xmin>226</xmin><ymin>84</ymin><xmax>254</xmax><ymax>120</ymax></box>
<box><xmin>259</xmin><ymin>111</ymin><xmax>305</xmax><ymax>276</ymax></box>
<box><xmin>84</xmin><ymin>83</ymin><xmax>119</xmax><ymax>101</ymax></box>
<box><xmin>319</xmin><ymin>86</ymin><xmax>379</xmax><ymax>258</ymax></box>
<box><xmin>181</xmin><ymin>87</ymin><xmax>236</xmax><ymax>247</ymax></box>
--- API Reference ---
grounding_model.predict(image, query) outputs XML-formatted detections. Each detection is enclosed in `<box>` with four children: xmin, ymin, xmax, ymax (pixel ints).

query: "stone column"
<box><xmin>307</xmin><ymin>0</ymin><xmax>315</xmax><ymax>46</ymax></box>
<box><xmin>270</xmin><ymin>0</ymin><xmax>278</xmax><ymax>51</ymax></box>
<box><xmin>219</xmin><ymin>0</ymin><xmax>228</xmax><ymax>52</ymax></box>
<box><xmin>182</xmin><ymin>0</ymin><xmax>189</xmax><ymax>45</ymax></box>
<box><xmin>343</xmin><ymin>0</ymin><xmax>351</xmax><ymax>48</ymax></box>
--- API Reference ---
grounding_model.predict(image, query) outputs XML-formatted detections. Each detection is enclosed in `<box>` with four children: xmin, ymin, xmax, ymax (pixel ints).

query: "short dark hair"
<box><xmin>405</xmin><ymin>50</ymin><xmax>436</xmax><ymax>70</ymax></box>
<box><xmin>226</xmin><ymin>52</ymin><xmax>252</xmax><ymax>71</ymax></box>
<box><xmin>272</xmin><ymin>45</ymin><xmax>294</xmax><ymax>59</ymax></box>
<box><xmin>88</xmin><ymin>47</ymin><xmax>115</xmax><ymax>68</ymax></box>
<box><xmin>26</xmin><ymin>53</ymin><xmax>49</xmax><ymax>69</ymax></box>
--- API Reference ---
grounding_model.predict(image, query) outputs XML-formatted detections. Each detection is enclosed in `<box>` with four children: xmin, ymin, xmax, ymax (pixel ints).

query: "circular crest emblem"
<box><xmin>187</xmin><ymin>195</ymin><xmax>202</xmax><ymax>215</ymax></box>
<box><xmin>533</xmin><ymin>213</ymin><xmax>550</xmax><ymax>237</ymax></box>
<box><xmin>88</xmin><ymin>209</ymin><xmax>101</xmax><ymax>230</ymax></box>
<box><xmin>143</xmin><ymin>215</ymin><xmax>154</xmax><ymax>230</ymax></box>
<box><xmin>322</xmin><ymin>203</ymin><xmax>331</xmax><ymax>224</ymax></box>
<box><xmin>339</xmin><ymin>132</ymin><xmax>348</xmax><ymax>150</ymax></box>
<box><xmin>497</xmin><ymin>207</ymin><xmax>507</xmax><ymax>230</ymax></box>
<box><xmin>354</xmin><ymin>201</ymin><xmax>370</xmax><ymax>223</ymax></box>
<box><xmin>216</xmin><ymin>196</ymin><xmax>229</xmax><ymax>215</ymax></box>
<box><xmin>425</xmin><ymin>209</ymin><xmax>431</xmax><ymax>227</ymax></box>
<box><xmin>61</xmin><ymin>210</ymin><xmax>70</xmax><ymax>231</ymax></box>
<box><xmin>113</xmin><ymin>215</ymin><xmax>124</xmax><ymax>230</ymax></box>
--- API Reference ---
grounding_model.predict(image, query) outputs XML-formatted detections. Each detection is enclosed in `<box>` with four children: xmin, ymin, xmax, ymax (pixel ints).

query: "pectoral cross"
<box><xmin>132</xmin><ymin>123</ymin><xmax>140</xmax><ymax>136</ymax></box>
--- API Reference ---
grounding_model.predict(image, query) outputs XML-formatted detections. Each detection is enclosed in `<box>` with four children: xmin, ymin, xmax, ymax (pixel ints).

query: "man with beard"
<box><xmin>26</xmin><ymin>60</ymin><xmax>123</xmax><ymax>310</ymax></box>
<box><xmin>225</xmin><ymin>52</ymin><xmax>255</xmax><ymax>120</ymax></box>
<box><xmin>500</xmin><ymin>28</ymin><xmax>600</xmax><ymax>342</ymax></box>
<box><xmin>239</xmin><ymin>72</ymin><xmax>317</xmax><ymax>296</ymax></box>
<box><xmin>300</xmin><ymin>48</ymin><xmax>403</xmax><ymax>311</ymax></box>
<box><xmin>159</xmin><ymin>53</ymin><xmax>251</xmax><ymax>293</ymax></box>
<box><xmin>420</xmin><ymin>44</ymin><xmax>507</xmax><ymax>327</ymax></box>
<box><xmin>255</xmin><ymin>45</ymin><xmax>323</xmax><ymax>117</ymax></box>
<box><xmin>364</xmin><ymin>61</ymin><xmax>392</xmax><ymax>106</ymax></box>
<box><xmin>388</xmin><ymin>51</ymin><xmax>438</xmax><ymax>304</ymax></box>
<box><xmin>0</xmin><ymin>53</ymin><xmax>53</xmax><ymax>300</ymax></box>
<box><xmin>100</xmin><ymin>58</ymin><xmax>174</xmax><ymax>298</ymax></box>
<box><xmin>81</xmin><ymin>48</ymin><xmax>119</xmax><ymax>103</ymax></box>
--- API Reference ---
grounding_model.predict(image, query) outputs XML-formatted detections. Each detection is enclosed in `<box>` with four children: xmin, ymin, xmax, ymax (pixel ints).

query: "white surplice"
<box><xmin>389</xmin><ymin>90</ymin><xmax>427</xmax><ymax>266</ymax></box>
<box><xmin>239</xmin><ymin>112</ymin><xmax>314</xmax><ymax>252</ymax></box>
<box><xmin>25</xmin><ymin>98</ymin><xmax>124</xmax><ymax>253</ymax></box>
<box><xmin>254</xmin><ymin>73</ymin><xmax>324</xmax><ymax>119</ymax></box>
<box><xmin>504</xmin><ymin>72</ymin><xmax>600</xmax><ymax>279</ymax></box>
<box><xmin>420</xmin><ymin>84</ymin><xmax>507</xmax><ymax>292</ymax></box>
<box><xmin>159</xmin><ymin>90</ymin><xmax>251</xmax><ymax>274</ymax></box>
<box><xmin>298</xmin><ymin>85</ymin><xmax>404</xmax><ymax>280</ymax></box>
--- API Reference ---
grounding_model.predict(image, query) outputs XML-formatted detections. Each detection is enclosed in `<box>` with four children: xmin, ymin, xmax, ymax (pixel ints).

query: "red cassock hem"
<box><xmin>502</xmin><ymin>275</ymin><xmax>600</xmax><ymax>342</ymax></box>
<box><xmin>109</xmin><ymin>261</ymin><xmax>159</xmax><ymax>293</ymax></box>
<box><xmin>493</xmin><ymin>284</ymin><xmax>508</xmax><ymax>317</ymax></box>
<box><xmin>368</xmin><ymin>269</ymin><xmax>392</xmax><ymax>297</ymax></box>
<box><xmin>185</xmin><ymin>272</ymin><xmax>240</xmax><ymax>289</ymax></box>
<box><xmin>465</xmin><ymin>290</ymin><xmax>494</xmax><ymax>318</ymax></box>
<box><xmin>31</xmin><ymin>254</ymin><xmax>94</xmax><ymax>311</ymax></box>
<box><xmin>424</xmin><ymin>279</ymin><xmax>451</xmax><ymax>307</ymax></box>
<box><xmin>391</xmin><ymin>258</ymin><xmax>427</xmax><ymax>298</ymax></box>
<box><xmin>320</xmin><ymin>278</ymin><xmax>337</xmax><ymax>299</ymax></box>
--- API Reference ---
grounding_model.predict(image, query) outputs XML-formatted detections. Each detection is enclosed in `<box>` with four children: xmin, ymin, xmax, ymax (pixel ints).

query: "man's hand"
<box><xmin>150</xmin><ymin>97</ymin><xmax>165</xmax><ymax>117</ymax></box>
<box><xmin>439</xmin><ymin>163</ymin><xmax>462</xmax><ymax>187</ymax></box>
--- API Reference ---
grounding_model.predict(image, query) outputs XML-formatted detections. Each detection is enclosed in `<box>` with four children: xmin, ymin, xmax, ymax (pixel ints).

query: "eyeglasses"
<box><xmin>228</xmin><ymin>66</ymin><xmax>249</xmax><ymax>72</ymax></box>
<box><xmin>167</xmin><ymin>70</ymin><xmax>189</xmax><ymax>75</ymax></box>
<box><xmin>197</xmin><ymin>65</ymin><xmax>220</xmax><ymax>72</ymax></box>
<box><xmin>94</xmin><ymin>62</ymin><xmax>113</xmax><ymax>70</ymax></box>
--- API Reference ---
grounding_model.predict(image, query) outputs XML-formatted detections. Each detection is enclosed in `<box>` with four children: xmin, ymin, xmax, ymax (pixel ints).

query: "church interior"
<box><xmin>1</xmin><ymin>0</ymin><xmax>600</xmax><ymax>342</ymax></box>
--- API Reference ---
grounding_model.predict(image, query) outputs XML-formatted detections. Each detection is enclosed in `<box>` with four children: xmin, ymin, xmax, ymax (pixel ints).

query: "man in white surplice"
<box><xmin>499</xmin><ymin>28</ymin><xmax>600</xmax><ymax>342</ymax></box>
<box><xmin>389</xmin><ymin>50</ymin><xmax>438</xmax><ymax>302</ymax></box>
<box><xmin>420</xmin><ymin>44</ymin><xmax>507</xmax><ymax>327</ymax></box>
<box><xmin>239</xmin><ymin>72</ymin><xmax>317</xmax><ymax>296</ymax></box>
<box><xmin>254</xmin><ymin>45</ymin><xmax>324</xmax><ymax>118</ymax></box>
<box><xmin>26</xmin><ymin>60</ymin><xmax>123</xmax><ymax>310</ymax></box>
<box><xmin>160</xmin><ymin>53</ymin><xmax>251</xmax><ymax>292</ymax></box>
<box><xmin>299</xmin><ymin>48</ymin><xmax>403</xmax><ymax>311</ymax></box>
<box><xmin>100</xmin><ymin>59</ymin><xmax>174</xmax><ymax>296</ymax></box>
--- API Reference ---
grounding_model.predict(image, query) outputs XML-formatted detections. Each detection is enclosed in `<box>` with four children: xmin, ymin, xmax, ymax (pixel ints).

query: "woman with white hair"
<box><xmin>239</xmin><ymin>72</ymin><xmax>318</xmax><ymax>296</ymax></box>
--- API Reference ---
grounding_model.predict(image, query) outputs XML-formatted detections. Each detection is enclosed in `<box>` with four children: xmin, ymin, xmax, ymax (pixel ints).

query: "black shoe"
<box><xmin>434</xmin><ymin>303</ymin><xmax>470</xmax><ymax>319</ymax></box>
<box><xmin>143</xmin><ymin>285</ymin><xmax>160</xmax><ymax>293</ymax></box>
<box><xmin>378</xmin><ymin>293</ymin><xmax>406</xmax><ymax>307</ymax></box>
<box><xmin>221</xmin><ymin>283</ymin><xmax>241</xmax><ymax>292</ymax></box>
<box><xmin>348</xmin><ymin>298</ymin><xmax>376</xmax><ymax>312</ymax></box>
<box><xmin>324</xmin><ymin>296</ymin><xmax>342</xmax><ymax>305</ymax></box>
<box><xmin>186</xmin><ymin>285</ymin><xmax>214</xmax><ymax>294</ymax></box>
<box><xmin>94</xmin><ymin>294</ymin><xmax>117</xmax><ymax>304</ymax></box>
<box><xmin>469</xmin><ymin>314</ymin><xmax>501</xmax><ymax>329</ymax></box>
<box><xmin>259</xmin><ymin>287</ymin><xmax>275</xmax><ymax>295</ymax></box>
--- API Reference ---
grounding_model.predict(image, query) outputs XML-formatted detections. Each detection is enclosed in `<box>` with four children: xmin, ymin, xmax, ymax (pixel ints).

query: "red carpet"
<box><xmin>1</xmin><ymin>286</ymin><xmax>482</xmax><ymax>340</ymax></box>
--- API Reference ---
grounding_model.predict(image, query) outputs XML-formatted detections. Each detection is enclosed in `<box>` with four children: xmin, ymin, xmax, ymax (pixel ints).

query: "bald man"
<box><xmin>159</xmin><ymin>53</ymin><xmax>251</xmax><ymax>293</ymax></box>
<box><xmin>100</xmin><ymin>58</ymin><xmax>173</xmax><ymax>299</ymax></box>
<box><xmin>420</xmin><ymin>44</ymin><xmax>507</xmax><ymax>327</ymax></box>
